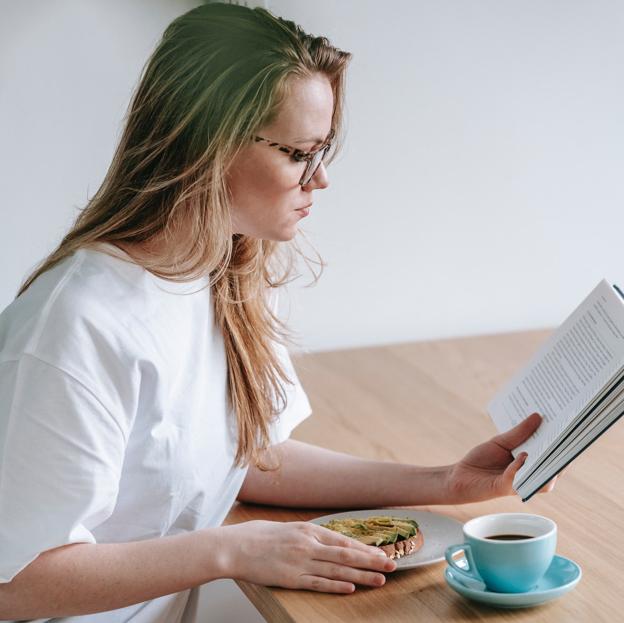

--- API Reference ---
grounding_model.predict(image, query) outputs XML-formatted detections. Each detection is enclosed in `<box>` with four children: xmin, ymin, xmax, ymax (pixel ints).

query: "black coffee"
<box><xmin>486</xmin><ymin>534</ymin><xmax>533</xmax><ymax>541</ymax></box>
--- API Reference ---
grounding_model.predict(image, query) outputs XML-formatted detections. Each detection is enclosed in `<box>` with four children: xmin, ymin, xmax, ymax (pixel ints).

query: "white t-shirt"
<box><xmin>0</xmin><ymin>242</ymin><xmax>311</xmax><ymax>622</ymax></box>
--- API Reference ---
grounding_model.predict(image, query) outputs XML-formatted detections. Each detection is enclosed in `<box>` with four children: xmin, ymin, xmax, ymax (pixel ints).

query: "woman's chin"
<box><xmin>234</xmin><ymin>224</ymin><xmax>298</xmax><ymax>242</ymax></box>
<box><xmin>262</xmin><ymin>225</ymin><xmax>299</xmax><ymax>242</ymax></box>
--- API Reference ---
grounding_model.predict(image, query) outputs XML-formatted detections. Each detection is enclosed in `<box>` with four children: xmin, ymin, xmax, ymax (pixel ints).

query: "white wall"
<box><xmin>273</xmin><ymin>0</ymin><xmax>624</xmax><ymax>351</ymax></box>
<box><xmin>0</xmin><ymin>0</ymin><xmax>199</xmax><ymax>300</ymax></box>
<box><xmin>2</xmin><ymin>1</ymin><xmax>623</xmax><ymax>353</ymax></box>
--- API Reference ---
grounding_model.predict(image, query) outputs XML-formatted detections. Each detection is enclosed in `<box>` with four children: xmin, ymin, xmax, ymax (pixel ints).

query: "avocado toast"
<box><xmin>321</xmin><ymin>515</ymin><xmax>424</xmax><ymax>560</ymax></box>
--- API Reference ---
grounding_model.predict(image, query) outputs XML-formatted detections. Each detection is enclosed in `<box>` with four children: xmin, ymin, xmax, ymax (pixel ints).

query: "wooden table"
<box><xmin>224</xmin><ymin>330</ymin><xmax>623</xmax><ymax>622</ymax></box>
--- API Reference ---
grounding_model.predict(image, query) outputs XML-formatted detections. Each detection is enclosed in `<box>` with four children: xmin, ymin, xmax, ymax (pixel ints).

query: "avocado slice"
<box><xmin>321</xmin><ymin>516</ymin><xmax>419</xmax><ymax>547</ymax></box>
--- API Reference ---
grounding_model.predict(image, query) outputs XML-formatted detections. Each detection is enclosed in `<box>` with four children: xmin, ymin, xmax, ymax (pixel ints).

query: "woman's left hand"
<box><xmin>446</xmin><ymin>412</ymin><xmax>559</xmax><ymax>503</ymax></box>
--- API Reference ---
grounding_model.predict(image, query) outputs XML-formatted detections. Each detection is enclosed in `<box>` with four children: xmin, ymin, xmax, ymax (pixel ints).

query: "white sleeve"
<box><xmin>0</xmin><ymin>354</ymin><xmax>127</xmax><ymax>582</ymax></box>
<box><xmin>268</xmin><ymin>340</ymin><xmax>312</xmax><ymax>445</ymax></box>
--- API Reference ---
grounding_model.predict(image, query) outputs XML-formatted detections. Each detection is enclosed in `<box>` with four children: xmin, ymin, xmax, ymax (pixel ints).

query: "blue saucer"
<box><xmin>444</xmin><ymin>554</ymin><xmax>581</xmax><ymax>609</ymax></box>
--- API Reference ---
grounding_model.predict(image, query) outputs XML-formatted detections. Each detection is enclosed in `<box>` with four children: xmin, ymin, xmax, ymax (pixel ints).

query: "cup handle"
<box><xmin>445</xmin><ymin>543</ymin><xmax>485</xmax><ymax>587</ymax></box>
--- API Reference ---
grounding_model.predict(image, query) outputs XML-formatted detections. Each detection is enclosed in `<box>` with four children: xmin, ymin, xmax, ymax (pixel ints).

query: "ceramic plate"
<box><xmin>309</xmin><ymin>508</ymin><xmax>463</xmax><ymax>570</ymax></box>
<box><xmin>444</xmin><ymin>554</ymin><xmax>582</xmax><ymax>608</ymax></box>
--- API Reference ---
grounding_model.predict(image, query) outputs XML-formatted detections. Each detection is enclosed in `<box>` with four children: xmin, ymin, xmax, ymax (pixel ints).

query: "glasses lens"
<box><xmin>300</xmin><ymin>146</ymin><xmax>330</xmax><ymax>186</ymax></box>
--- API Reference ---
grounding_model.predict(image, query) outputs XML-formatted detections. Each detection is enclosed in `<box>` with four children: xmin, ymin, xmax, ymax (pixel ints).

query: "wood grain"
<box><xmin>224</xmin><ymin>330</ymin><xmax>623</xmax><ymax>622</ymax></box>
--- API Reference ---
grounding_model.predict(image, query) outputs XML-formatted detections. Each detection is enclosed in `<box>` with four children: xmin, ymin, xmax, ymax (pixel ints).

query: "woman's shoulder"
<box><xmin>0</xmin><ymin>247</ymin><xmax>155</xmax><ymax>368</ymax></box>
<box><xmin>1</xmin><ymin>242</ymin><xmax>216</xmax><ymax>379</ymax></box>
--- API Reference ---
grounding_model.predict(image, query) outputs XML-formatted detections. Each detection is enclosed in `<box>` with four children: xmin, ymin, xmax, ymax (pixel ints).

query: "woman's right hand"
<box><xmin>219</xmin><ymin>520</ymin><xmax>397</xmax><ymax>593</ymax></box>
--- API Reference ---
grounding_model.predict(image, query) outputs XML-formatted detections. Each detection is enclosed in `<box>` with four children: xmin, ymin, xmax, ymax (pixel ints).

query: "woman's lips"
<box><xmin>296</xmin><ymin>204</ymin><xmax>312</xmax><ymax>217</ymax></box>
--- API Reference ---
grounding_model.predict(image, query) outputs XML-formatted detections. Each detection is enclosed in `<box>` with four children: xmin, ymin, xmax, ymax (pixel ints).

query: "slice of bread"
<box><xmin>321</xmin><ymin>515</ymin><xmax>424</xmax><ymax>560</ymax></box>
<box><xmin>378</xmin><ymin>529</ymin><xmax>424</xmax><ymax>559</ymax></box>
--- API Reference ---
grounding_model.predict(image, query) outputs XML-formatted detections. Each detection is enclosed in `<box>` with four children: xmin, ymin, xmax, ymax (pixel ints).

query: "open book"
<box><xmin>487</xmin><ymin>279</ymin><xmax>624</xmax><ymax>502</ymax></box>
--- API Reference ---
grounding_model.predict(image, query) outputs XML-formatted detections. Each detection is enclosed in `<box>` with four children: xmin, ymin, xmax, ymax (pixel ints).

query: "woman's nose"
<box><xmin>304</xmin><ymin>162</ymin><xmax>329</xmax><ymax>190</ymax></box>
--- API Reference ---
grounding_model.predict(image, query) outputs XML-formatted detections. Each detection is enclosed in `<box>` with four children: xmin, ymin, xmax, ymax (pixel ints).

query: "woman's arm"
<box><xmin>0</xmin><ymin>528</ymin><xmax>229</xmax><ymax>620</ymax></box>
<box><xmin>238</xmin><ymin>414</ymin><xmax>550</xmax><ymax>508</ymax></box>
<box><xmin>238</xmin><ymin>439</ymin><xmax>452</xmax><ymax>508</ymax></box>
<box><xmin>0</xmin><ymin>517</ymin><xmax>397</xmax><ymax>618</ymax></box>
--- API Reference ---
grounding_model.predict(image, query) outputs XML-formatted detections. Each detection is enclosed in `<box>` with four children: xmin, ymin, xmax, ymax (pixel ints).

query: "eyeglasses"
<box><xmin>253</xmin><ymin>129</ymin><xmax>335</xmax><ymax>186</ymax></box>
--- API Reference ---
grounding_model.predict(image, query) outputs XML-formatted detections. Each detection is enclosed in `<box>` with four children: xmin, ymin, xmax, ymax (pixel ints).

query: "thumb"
<box><xmin>494</xmin><ymin>413</ymin><xmax>542</xmax><ymax>451</ymax></box>
<box><xmin>501</xmin><ymin>451</ymin><xmax>528</xmax><ymax>491</ymax></box>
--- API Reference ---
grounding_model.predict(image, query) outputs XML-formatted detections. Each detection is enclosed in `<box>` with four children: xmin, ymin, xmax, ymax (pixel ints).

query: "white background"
<box><xmin>273</xmin><ymin>0</ymin><xmax>624</xmax><ymax>351</ymax></box>
<box><xmin>1</xmin><ymin>1</ymin><xmax>623</xmax><ymax>620</ymax></box>
<box><xmin>2</xmin><ymin>1</ymin><xmax>623</xmax><ymax>353</ymax></box>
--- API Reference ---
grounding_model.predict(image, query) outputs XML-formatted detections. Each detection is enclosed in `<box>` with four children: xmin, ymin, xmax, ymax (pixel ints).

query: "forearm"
<box><xmin>238</xmin><ymin>439</ymin><xmax>453</xmax><ymax>508</ymax></box>
<box><xmin>0</xmin><ymin>527</ymin><xmax>229</xmax><ymax>620</ymax></box>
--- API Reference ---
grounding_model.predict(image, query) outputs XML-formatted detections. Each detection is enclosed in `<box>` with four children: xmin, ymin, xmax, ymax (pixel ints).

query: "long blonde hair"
<box><xmin>17</xmin><ymin>3</ymin><xmax>351</xmax><ymax>467</ymax></box>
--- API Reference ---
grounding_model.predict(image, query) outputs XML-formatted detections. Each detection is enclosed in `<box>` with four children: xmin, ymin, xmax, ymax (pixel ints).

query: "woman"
<box><xmin>0</xmin><ymin>4</ymin><xmax>554</xmax><ymax>621</ymax></box>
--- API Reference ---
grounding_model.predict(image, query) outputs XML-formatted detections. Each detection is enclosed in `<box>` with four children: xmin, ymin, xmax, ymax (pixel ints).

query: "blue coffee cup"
<box><xmin>445</xmin><ymin>513</ymin><xmax>557</xmax><ymax>593</ymax></box>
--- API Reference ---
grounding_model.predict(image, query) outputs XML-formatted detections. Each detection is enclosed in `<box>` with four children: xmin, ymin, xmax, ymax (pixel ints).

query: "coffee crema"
<box><xmin>485</xmin><ymin>534</ymin><xmax>533</xmax><ymax>541</ymax></box>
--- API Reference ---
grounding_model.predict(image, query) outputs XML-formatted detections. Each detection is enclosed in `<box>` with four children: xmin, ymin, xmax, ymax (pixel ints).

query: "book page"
<box><xmin>514</xmin><ymin>366</ymin><xmax>624</xmax><ymax>485</ymax></box>
<box><xmin>518</xmin><ymin>378</ymin><xmax>624</xmax><ymax>500</ymax></box>
<box><xmin>487</xmin><ymin>279</ymin><xmax>624</xmax><ymax>485</ymax></box>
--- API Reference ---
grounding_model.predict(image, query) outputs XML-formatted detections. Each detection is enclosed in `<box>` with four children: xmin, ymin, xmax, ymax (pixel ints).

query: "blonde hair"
<box><xmin>17</xmin><ymin>3</ymin><xmax>351</xmax><ymax>467</ymax></box>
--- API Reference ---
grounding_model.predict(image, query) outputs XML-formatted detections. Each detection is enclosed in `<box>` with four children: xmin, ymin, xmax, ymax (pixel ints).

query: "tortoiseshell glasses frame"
<box><xmin>252</xmin><ymin>129</ymin><xmax>335</xmax><ymax>186</ymax></box>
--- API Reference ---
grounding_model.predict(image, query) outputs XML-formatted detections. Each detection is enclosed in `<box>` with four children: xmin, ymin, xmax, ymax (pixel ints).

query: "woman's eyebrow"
<box><xmin>293</xmin><ymin>131</ymin><xmax>331</xmax><ymax>146</ymax></box>
<box><xmin>294</xmin><ymin>136</ymin><xmax>324</xmax><ymax>145</ymax></box>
